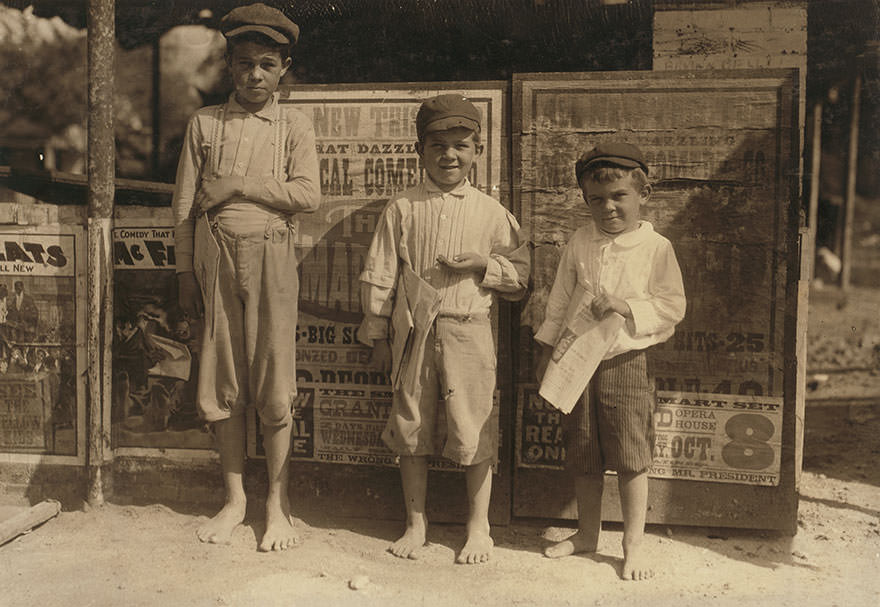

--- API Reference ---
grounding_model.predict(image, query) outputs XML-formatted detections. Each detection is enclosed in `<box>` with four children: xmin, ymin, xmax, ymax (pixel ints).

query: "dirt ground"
<box><xmin>1</xmin><ymin>286</ymin><xmax>879</xmax><ymax>607</ymax></box>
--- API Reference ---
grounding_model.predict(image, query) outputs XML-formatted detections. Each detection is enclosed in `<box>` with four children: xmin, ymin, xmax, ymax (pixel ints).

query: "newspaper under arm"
<box><xmin>391</xmin><ymin>264</ymin><xmax>442</xmax><ymax>393</ymax></box>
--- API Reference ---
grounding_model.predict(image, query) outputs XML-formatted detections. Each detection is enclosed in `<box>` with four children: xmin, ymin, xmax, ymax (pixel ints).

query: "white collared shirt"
<box><xmin>359</xmin><ymin>178</ymin><xmax>529</xmax><ymax>343</ymax></box>
<box><xmin>535</xmin><ymin>221</ymin><xmax>686</xmax><ymax>358</ymax></box>
<box><xmin>172</xmin><ymin>92</ymin><xmax>320</xmax><ymax>272</ymax></box>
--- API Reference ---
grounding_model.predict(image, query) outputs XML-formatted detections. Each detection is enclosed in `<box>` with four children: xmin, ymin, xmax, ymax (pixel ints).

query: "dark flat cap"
<box><xmin>416</xmin><ymin>94</ymin><xmax>481</xmax><ymax>140</ymax></box>
<box><xmin>575</xmin><ymin>142</ymin><xmax>649</xmax><ymax>181</ymax></box>
<box><xmin>221</xmin><ymin>3</ymin><xmax>300</xmax><ymax>45</ymax></box>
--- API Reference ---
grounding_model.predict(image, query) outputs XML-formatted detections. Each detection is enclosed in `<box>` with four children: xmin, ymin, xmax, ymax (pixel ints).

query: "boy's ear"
<box><xmin>415</xmin><ymin>140</ymin><xmax>424</xmax><ymax>157</ymax></box>
<box><xmin>578</xmin><ymin>178</ymin><xmax>590</xmax><ymax>203</ymax></box>
<box><xmin>281</xmin><ymin>56</ymin><xmax>292</xmax><ymax>75</ymax></box>
<box><xmin>475</xmin><ymin>143</ymin><xmax>484</xmax><ymax>156</ymax></box>
<box><xmin>640</xmin><ymin>183</ymin><xmax>653</xmax><ymax>203</ymax></box>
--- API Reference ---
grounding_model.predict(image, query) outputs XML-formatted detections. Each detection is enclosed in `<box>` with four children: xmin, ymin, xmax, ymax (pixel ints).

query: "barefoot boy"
<box><xmin>172</xmin><ymin>3</ymin><xmax>320</xmax><ymax>551</ymax></box>
<box><xmin>359</xmin><ymin>94</ymin><xmax>529</xmax><ymax>564</ymax></box>
<box><xmin>535</xmin><ymin>142</ymin><xmax>685</xmax><ymax>580</ymax></box>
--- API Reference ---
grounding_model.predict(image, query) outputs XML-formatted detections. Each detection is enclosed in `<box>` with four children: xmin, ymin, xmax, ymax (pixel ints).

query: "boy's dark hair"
<box><xmin>226</xmin><ymin>31</ymin><xmax>292</xmax><ymax>60</ymax></box>
<box><xmin>419</xmin><ymin>127</ymin><xmax>482</xmax><ymax>146</ymax></box>
<box><xmin>579</xmin><ymin>163</ymin><xmax>649</xmax><ymax>191</ymax></box>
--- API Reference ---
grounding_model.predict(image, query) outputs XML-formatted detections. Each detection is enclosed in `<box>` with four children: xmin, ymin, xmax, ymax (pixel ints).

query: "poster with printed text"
<box><xmin>279</xmin><ymin>86</ymin><xmax>503</xmax><ymax>385</ymax></box>
<box><xmin>0</xmin><ymin>228</ymin><xmax>85</xmax><ymax>464</ymax></box>
<box><xmin>250</xmin><ymin>383</ymin><xmax>500</xmax><ymax>472</ymax></box>
<box><xmin>650</xmin><ymin>391</ymin><xmax>783</xmax><ymax>486</ymax></box>
<box><xmin>516</xmin><ymin>385</ymin><xmax>783</xmax><ymax>485</ymax></box>
<box><xmin>112</xmin><ymin>222</ymin><xmax>213</xmax><ymax>452</ymax></box>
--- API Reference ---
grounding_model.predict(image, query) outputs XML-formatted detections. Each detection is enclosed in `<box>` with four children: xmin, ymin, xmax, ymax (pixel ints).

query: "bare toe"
<box><xmin>197</xmin><ymin>501</ymin><xmax>246</xmax><ymax>546</ymax></box>
<box><xmin>544</xmin><ymin>530</ymin><xmax>598</xmax><ymax>559</ymax></box>
<box><xmin>388</xmin><ymin>526</ymin><xmax>426</xmax><ymax>560</ymax></box>
<box><xmin>457</xmin><ymin>531</ymin><xmax>493</xmax><ymax>565</ymax></box>
<box><xmin>621</xmin><ymin>544</ymin><xmax>654</xmax><ymax>581</ymax></box>
<box><xmin>260</xmin><ymin>503</ymin><xmax>298</xmax><ymax>552</ymax></box>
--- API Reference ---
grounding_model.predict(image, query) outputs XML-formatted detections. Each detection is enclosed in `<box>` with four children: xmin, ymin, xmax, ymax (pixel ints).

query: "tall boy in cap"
<box><xmin>172</xmin><ymin>2</ymin><xmax>319</xmax><ymax>551</ymax></box>
<box><xmin>535</xmin><ymin>142</ymin><xmax>685</xmax><ymax>580</ymax></box>
<box><xmin>359</xmin><ymin>94</ymin><xmax>529</xmax><ymax>564</ymax></box>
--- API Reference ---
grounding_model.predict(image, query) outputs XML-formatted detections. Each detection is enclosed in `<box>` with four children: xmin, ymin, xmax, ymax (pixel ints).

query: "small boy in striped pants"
<box><xmin>535</xmin><ymin>142</ymin><xmax>686</xmax><ymax>580</ymax></box>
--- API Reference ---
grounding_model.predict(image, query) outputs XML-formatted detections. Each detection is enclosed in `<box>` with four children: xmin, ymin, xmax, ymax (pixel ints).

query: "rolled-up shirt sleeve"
<box><xmin>481</xmin><ymin>210</ymin><xmax>530</xmax><ymax>301</ymax></box>
<box><xmin>625</xmin><ymin>241</ymin><xmax>686</xmax><ymax>337</ymax></box>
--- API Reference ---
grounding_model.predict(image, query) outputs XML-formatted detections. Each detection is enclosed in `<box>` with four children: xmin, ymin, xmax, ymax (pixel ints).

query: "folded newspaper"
<box><xmin>539</xmin><ymin>284</ymin><xmax>625</xmax><ymax>414</ymax></box>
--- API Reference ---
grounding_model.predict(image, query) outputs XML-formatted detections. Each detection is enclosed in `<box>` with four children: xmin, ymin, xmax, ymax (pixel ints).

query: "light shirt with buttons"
<box><xmin>172</xmin><ymin>93</ymin><xmax>320</xmax><ymax>273</ymax></box>
<box><xmin>535</xmin><ymin>220</ymin><xmax>686</xmax><ymax>359</ymax></box>
<box><xmin>359</xmin><ymin>178</ymin><xmax>529</xmax><ymax>343</ymax></box>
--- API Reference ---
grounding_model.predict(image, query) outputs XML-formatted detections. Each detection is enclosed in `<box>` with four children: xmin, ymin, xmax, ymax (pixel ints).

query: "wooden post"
<box><xmin>86</xmin><ymin>0</ymin><xmax>115</xmax><ymax>507</ymax></box>
<box><xmin>840</xmin><ymin>74</ymin><xmax>862</xmax><ymax>289</ymax></box>
<box><xmin>806</xmin><ymin>100</ymin><xmax>822</xmax><ymax>279</ymax></box>
<box><xmin>152</xmin><ymin>39</ymin><xmax>161</xmax><ymax>177</ymax></box>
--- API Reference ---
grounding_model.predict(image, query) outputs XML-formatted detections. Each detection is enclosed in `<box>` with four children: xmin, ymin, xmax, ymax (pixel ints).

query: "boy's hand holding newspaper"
<box><xmin>590</xmin><ymin>287</ymin><xmax>632</xmax><ymax>319</ymax></box>
<box><xmin>538</xmin><ymin>284</ymin><xmax>625</xmax><ymax>413</ymax></box>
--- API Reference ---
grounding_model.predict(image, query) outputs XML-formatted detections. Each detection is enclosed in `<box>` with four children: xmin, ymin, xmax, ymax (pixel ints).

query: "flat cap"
<box><xmin>575</xmin><ymin>142</ymin><xmax>649</xmax><ymax>181</ymax></box>
<box><xmin>221</xmin><ymin>3</ymin><xmax>300</xmax><ymax>45</ymax></box>
<box><xmin>416</xmin><ymin>94</ymin><xmax>481</xmax><ymax>140</ymax></box>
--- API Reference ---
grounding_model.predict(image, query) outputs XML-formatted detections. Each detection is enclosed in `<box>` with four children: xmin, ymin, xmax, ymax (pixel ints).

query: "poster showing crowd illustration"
<box><xmin>113</xmin><ymin>85</ymin><xmax>506</xmax><ymax>465</ymax></box>
<box><xmin>0</xmin><ymin>228</ymin><xmax>84</xmax><ymax>462</ymax></box>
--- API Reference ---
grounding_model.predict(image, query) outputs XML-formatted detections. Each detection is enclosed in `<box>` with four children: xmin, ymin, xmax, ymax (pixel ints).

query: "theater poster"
<box><xmin>112</xmin><ymin>220</ymin><xmax>213</xmax><ymax>453</ymax></box>
<box><xmin>0</xmin><ymin>226</ymin><xmax>86</xmax><ymax>465</ymax></box>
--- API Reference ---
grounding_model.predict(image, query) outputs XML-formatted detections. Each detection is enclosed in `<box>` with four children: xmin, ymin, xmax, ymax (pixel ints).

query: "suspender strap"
<box><xmin>207</xmin><ymin>95</ymin><xmax>285</xmax><ymax>180</ymax></box>
<box><xmin>274</xmin><ymin>98</ymin><xmax>286</xmax><ymax>180</ymax></box>
<box><xmin>207</xmin><ymin>104</ymin><xmax>225</xmax><ymax>177</ymax></box>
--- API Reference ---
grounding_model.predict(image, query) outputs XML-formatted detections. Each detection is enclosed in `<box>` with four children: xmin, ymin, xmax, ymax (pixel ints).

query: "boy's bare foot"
<box><xmin>621</xmin><ymin>542</ymin><xmax>654</xmax><ymax>581</ymax></box>
<box><xmin>259</xmin><ymin>499</ymin><xmax>298</xmax><ymax>552</ymax></box>
<box><xmin>197</xmin><ymin>499</ymin><xmax>246</xmax><ymax>545</ymax></box>
<box><xmin>456</xmin><ymin>526</ymin><xmax>493</xmax><ymax>564</ymax></box>
<box><xmin>543</xmin><ymin>530</ymin><xmax>599</xmax><ymax>558</ymax></box>
<box><xmin>388</xmin><ymin>513</ymin><xmax>427</xmax><ymax>559</ymax></box>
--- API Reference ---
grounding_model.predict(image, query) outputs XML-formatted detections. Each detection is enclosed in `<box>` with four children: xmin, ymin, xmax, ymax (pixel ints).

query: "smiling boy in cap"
<box><xmin>535</xmin><ymin>142</ymin><xmax>685</xmax><ymax>580</ymax></box>
<box><xmin>359</xmin><ymin>93</ymin><xmax>529</xmax><ymax>564</ymax></box>
<box><xmin>172</xmin><ymin>2</ymin><xmax>319</xmax><ymax>552</ymax></box>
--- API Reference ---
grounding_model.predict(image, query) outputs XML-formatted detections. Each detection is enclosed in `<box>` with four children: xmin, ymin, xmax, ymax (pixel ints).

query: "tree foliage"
<box><xmin>0</xmin><ymin>7</ymin><xmax>87</xmax><ymax>139</ymax></box>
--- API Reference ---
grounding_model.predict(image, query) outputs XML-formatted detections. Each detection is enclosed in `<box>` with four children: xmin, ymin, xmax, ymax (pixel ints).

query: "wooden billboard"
<box><xmin>513</xmin><ymin>70</ymin><xmax>800</xmax><ymax>531</ymax></box>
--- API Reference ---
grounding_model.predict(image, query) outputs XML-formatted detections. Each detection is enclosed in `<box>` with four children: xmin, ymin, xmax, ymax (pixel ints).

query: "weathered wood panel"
<box><xmin>654</xmin><ymin>3</ymin><xmax>807</xmax><ymax>72</ymax></box>
<box><xmin>513</xmin><ymin>70</ymin><xmax>800</xmax><ymax>530</ymax></box>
